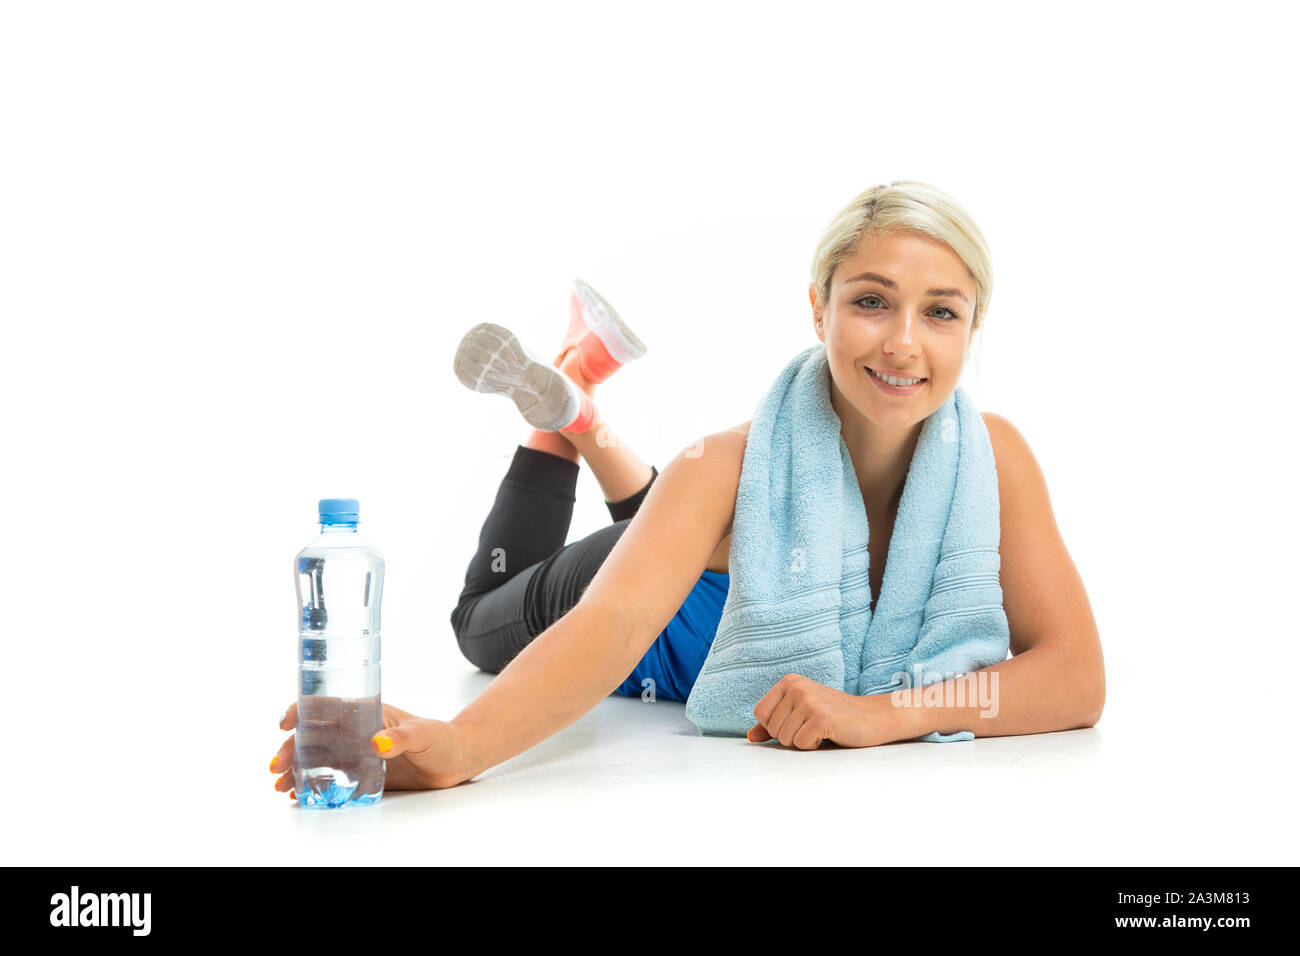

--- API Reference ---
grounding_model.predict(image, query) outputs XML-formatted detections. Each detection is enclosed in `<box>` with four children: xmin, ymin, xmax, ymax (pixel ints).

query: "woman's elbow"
<box><xmin>1078</xmin><ymin>659</ymin><xmax>1106</xmax><ymax>727</ymax></box>
<box><xmin>1079</xmin><ymin>697</ymin><xmax>1104</xmax><ymax>728</ymax></box>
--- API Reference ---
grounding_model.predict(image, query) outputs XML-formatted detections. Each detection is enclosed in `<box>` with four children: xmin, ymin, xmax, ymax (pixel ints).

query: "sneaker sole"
<box><xmin>572</xmin><ymin>278</ymin><xmax>647</xmax><ymax>365</ymax></box>
<box><xmin>453</xmin><ymin>323</ymin><xmax>580</xmax><ymax>431</ymax></box>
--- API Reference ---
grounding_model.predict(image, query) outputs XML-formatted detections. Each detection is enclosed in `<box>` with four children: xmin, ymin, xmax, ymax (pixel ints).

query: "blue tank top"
<box><xmin>615</xmin><ymin>570</ymin><xmax>730</xmax><ymax>702</ymax></box>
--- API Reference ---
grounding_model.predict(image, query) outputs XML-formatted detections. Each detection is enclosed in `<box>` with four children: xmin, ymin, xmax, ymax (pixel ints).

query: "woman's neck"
<box><xmin>833</xmin><ymin>388</ymin><xmax>924</xmax><ymax>515</ymax></box>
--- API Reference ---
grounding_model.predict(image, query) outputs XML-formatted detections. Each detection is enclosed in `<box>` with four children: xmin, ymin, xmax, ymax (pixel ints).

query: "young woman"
<box><xmin>269</xmin><ymin>181</ymin><xmax>1106</xmax><ymax>796</ymax></box>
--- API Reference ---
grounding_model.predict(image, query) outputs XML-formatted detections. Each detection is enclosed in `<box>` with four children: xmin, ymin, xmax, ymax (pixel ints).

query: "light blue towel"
<box><xmin>684</xmin><ymin>343</ymin><xmax>1010</xmax><ymax>742</ymax></box>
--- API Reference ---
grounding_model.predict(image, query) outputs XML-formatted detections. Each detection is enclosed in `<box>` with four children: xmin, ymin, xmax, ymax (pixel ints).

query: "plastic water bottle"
<box><xmin>292</xmin><ymin>498</ymin><xmax>386</xmax><ymax>808</ymax></box>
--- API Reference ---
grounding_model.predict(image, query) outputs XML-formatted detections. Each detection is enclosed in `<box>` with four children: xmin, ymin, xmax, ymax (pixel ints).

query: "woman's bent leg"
<box><xmin>605</xmin><ymin>465</ymin><xmax>658</xmax><ymax>522</ymax></box>
<box><xmin>453</xmin><ymin>444</ymin><xmax>578</xmax><ymax>605</ymax></box>
<box><xmin>450</xmin><ymin>442</ymin><xmax>659</xmax><ymax>675</ymax></box>
<box><xmin>553</xmin><ymin>347</ymin><xmax>655</xmax><ymax>503</ymax></box>
<box><xmin>452</xmin><ymin>520</ymin><xmax>631</xmax><ymax>673</ymax></box>
<box><xmin>561</xmin><ymin>408</ymin><xmax>655</xmax><ymax>505</ymax></box>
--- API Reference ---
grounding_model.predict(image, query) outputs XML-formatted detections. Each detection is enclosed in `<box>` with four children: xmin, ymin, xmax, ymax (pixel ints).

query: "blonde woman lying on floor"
<box><xmin>269</xmin><ymin>180</ymin><xmax>1104</xmax><ymax>797</ymax></box>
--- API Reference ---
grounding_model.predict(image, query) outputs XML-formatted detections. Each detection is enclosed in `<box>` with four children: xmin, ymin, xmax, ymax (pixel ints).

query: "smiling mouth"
<box><xmin>866</xmin><ymin>366</ymin><xmax>927</xmax><ymax>385</ymax></box>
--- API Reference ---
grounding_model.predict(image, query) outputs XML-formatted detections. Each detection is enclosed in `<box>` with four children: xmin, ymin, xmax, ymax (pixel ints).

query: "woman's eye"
<box><xmin>854</xmin><ymin>295</ymin><xmax>961</xmax><ymax>321</ymax></box>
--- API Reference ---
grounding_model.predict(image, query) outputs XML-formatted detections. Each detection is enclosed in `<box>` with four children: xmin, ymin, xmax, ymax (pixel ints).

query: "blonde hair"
<box><xmin>809</xmin><ymin>181</ymin><xmax>993</xmax><ymax>346</ymax></box>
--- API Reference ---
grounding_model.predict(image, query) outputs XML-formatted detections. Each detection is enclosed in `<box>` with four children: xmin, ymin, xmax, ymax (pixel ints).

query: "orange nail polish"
<box><xmin>373</xmin><ymin>733</ymin><xmax>393</xmax><ymax>754</ymax></box>
<box><xmin>269</xmin><ymin>756</ymin><xmax>278</xmax><ymax>771</ymax></box>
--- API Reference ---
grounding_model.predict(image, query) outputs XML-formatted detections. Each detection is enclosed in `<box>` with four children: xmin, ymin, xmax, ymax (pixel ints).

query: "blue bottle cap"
<box><xmin>318</xmin><ymin>498</ymin><xmax>360</xmax><ymax>525</ymax></box>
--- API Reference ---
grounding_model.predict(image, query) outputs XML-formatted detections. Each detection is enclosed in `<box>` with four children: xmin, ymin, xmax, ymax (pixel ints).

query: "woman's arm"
<box><xmin>881</xmin><ymin>637</ymin><xmax>1101</xmax><ymax>741</ymax></box>
<box><xmin>447</xmin><ymin>426</ymin><xmax>747</xmax><ymax>782</ymax></box>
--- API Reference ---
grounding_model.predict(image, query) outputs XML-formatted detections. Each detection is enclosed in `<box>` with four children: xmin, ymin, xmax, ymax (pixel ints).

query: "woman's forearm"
<box><xmin>447</xmin><ymin>595</ymin><xmax>647</xmax><ymax>782</ymax></box>
<box><xmin>885</xmin><ymin>639</ymin><xmax>1105</xmax><ymax>741</ymax></box>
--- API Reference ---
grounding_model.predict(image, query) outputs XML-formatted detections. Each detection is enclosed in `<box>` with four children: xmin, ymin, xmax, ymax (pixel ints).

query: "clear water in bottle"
<box><xmin>293</xmin><ymin>498</ymin><xmax>385</xmax><ymax>808</ymax></box>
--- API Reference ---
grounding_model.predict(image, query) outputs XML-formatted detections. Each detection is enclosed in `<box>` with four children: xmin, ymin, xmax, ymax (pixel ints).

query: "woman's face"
<box><xmin>812</xmin><ymin>230</ymin><xmax>976</xmax><ymax>430</ymax></box>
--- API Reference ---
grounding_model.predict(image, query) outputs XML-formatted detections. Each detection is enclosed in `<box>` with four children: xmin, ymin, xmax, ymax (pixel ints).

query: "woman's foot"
<box><xmin>554</xmin><ymin>278</ymin><xmax>647</xmax><ymax>384</ymax></box>
<box><xmin>454</xmin><ymin>322</ymin><xmax>596</xmax><ymax>433</ymax></box>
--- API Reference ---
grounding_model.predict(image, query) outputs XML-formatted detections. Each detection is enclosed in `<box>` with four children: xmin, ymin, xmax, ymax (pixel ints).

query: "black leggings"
<box><xmin>449</xmin><ymin>444</ymin><xmax>659</xmax><ymax>674</ymax></box>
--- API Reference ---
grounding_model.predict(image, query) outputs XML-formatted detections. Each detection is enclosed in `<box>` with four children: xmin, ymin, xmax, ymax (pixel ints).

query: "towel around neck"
<box><xmin>683</xmin><ymin>343</ymin><xmax>1010</xmax><ymax>741</ymax></box>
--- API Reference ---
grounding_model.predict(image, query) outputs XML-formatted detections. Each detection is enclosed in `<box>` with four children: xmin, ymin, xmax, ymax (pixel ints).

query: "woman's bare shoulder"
<box><xmin>708</xmin><ymin>419</ymin><xmax>752</xmax><ymax>451</ymax></box>
<box><xmin>728</xmin><ymin>419</ymin><xmax>752</xmax><ymax>440</ymax></box>
<box><xmin>645</xmin><ymin>420</ymin><xmax>749</xmax><ymax>526</ymax></box>
<box><xmin>674</xmin><ymin>420</ymin><xmax>750</xmax><ymax>480</ymax></box>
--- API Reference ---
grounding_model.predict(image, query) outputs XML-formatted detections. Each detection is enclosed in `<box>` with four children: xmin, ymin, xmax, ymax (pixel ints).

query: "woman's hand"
<box><xmin>269</xmin><ymin>701</ymin><xmax>479</xmax><ymax>799</ymax></box>
<box><xmin>746</xmin><ymin>673</ymin><xmax>912</xmax><ymax>749</ymax></box>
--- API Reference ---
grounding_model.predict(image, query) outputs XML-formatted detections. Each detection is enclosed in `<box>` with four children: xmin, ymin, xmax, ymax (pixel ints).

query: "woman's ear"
<box><xmin>809</xmin><ymin>285</ymin><xmax>825</xmax><ymax>342</ymax></box>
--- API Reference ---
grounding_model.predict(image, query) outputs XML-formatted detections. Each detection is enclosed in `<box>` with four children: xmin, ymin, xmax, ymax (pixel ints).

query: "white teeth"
<box><xmin>869</xmin><ymin>367</ymin><xmax>924</xmax><ymax>386</ymax></box>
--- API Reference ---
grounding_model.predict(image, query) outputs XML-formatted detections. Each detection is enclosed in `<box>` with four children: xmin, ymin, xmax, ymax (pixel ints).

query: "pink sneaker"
<box><xmin>553</xmin><ymin>278</ymin><xmax>647</xmax><ymax>384</ymax></box>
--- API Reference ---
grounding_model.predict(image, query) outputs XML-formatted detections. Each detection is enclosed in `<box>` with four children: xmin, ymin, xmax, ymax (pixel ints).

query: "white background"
<box><xmin>2</xmin><ymin>0</ymin><xmax>1297</xmax><ymax>865</ymax></box>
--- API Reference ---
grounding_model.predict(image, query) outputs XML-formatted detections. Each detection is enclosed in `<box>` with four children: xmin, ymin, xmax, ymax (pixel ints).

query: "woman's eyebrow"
<box><xmin>842</xmin><ymin>271</ymin><xmax>969</xmax><ymax>303</ymax></box>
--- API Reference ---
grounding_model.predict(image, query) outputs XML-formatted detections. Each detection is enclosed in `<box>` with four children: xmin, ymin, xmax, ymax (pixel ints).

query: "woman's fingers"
<box><xmin>272</xmin><ymin>704</ymin><xmax>298</xmax><ymax>799</ymax></box>
<box><xmin>370</xmin><ymin>727</ymin><xmax>402</xmax><ymax>757</ymax></box>
<box><xmin>746</xmin><ymin>723</ymin><xmax>772</xmax><ymax>742</ymax></box>
<box><xmin>268</xmin><ymin>733</ymin><xmax>295</xmax><ymax>775</ymax></box>
<box><xmin>370</xmin><ymin>720</ymin><xmax>431</xmax><ymax>759</ymax></box>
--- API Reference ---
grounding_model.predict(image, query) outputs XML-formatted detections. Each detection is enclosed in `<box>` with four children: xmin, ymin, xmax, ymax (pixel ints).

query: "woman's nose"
<box><xmin>883</xmin><ymin>308</ymin><xmax>919</xmax><ymax>348</ymax></box>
